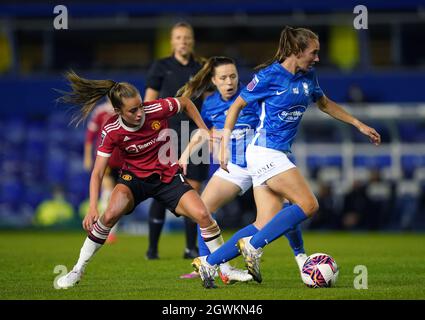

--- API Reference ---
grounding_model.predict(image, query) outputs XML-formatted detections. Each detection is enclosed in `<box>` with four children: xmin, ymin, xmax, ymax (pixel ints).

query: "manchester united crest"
<box><xmin>121</xmin><ymin>174</ymin><xmax>133</xmax><ymax>181</ymax></box>
<box><xmin>151</xmin><ymin>120</ymin><xmax>161</xmax><ymax>131</ymax></box>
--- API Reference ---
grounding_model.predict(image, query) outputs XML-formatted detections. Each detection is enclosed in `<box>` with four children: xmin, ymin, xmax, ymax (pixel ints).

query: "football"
<box><xmin>301</xmin><ymin>253</ymin><xmax>339</xmax><ymax>288</ymax></box>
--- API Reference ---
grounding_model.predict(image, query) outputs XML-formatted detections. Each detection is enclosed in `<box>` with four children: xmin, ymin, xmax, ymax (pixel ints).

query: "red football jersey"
<box><xmin>86</xmin><ymin>102</ymin><xmax>124</xmax><ymax>169</ymax></box>
<box><xmin>97</xmin><ymin>97</ymin><xmax>182</xmax><ymax>183</ymax></box>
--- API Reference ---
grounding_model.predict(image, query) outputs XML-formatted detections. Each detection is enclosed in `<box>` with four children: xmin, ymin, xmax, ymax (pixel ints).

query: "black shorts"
<box><xmin>185</xmin><ymin>161</ymin><xmax>209</xmax><ymax>182</ymax></box>
<box><xmin>172</xmin><ymin>126</ymin><xmax>209</xmax><ymax>183</ymax></box>
<box><xmin>117</xmin><ymin>170</ymin><xmax>193</xmax><ymax>215</ymax></box>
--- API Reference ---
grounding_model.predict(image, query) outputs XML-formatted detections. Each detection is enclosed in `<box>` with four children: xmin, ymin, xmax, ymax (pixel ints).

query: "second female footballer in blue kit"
<box><xmin>192</xmin><ymin>26</ymin><xmax>381</xmax><ymax>287</ymax></box>
<box><xmin>178</xmin><ymin>56</ymin><xmax>308</xmax><ymax>287</ymax></box>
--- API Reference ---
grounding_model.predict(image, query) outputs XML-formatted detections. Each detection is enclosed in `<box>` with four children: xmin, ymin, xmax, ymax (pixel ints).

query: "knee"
<box><xmin>193</xmin><ymin>207</ymin><xmax>212</xmax><ymax>227</ymax></box>
<box><xmin>101</xmin><ymin>212</ymin><xmax>119</xmax><ymax>228</ymax></box>
<box><xmin>298</xmin><ymin>197</ymin><xmax>319</xmax><ymax>217</ymax></box>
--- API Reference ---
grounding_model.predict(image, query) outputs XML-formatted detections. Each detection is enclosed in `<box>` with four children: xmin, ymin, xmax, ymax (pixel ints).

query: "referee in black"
<box><xmin>144</xmin><ymin>22</ymin><xmax>209</xmax><ymax>262</ymax></box>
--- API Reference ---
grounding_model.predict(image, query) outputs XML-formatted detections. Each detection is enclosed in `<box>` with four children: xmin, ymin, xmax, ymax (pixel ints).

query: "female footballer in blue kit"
<box><xmin>178</xmin><ymin>56</ymin><xmax>308</xmax><ymax>288</ymax></box>
<box><xmin>192</xmin><ymin>26</ymin><xmax>381</xmax><ymax>286</ymax></box>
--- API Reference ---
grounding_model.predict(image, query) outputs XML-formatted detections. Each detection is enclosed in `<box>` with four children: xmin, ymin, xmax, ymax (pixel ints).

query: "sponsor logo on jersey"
<box><xmin>302</xmin><ymin>82</ymin><xmax>309</xmax><ymax>96</ymax></box>
<box><xmin>121</xmin><ymin>174</ymin><xmax>132</xmax><ymax>181</ymax></box>
<box><xmin>276</xmin><ymin>89</ymin><xmax>288</xmax><ymax>95</ymax></box>
<box><xmin>125</xmin><ymin>137</ymin><xmax>158</xmax><ymax>153</ymax></box>
<box><xmin>151</xmin><ymin>120</ymin><xmax>161</xmax><ymax>131</ymax></box>
<box><xmin>247</xmin><ymin>75</ymin><xmax>259</xmax><ymax>92</ymax></box>
<box><xmin>292</xmin><ymin>87</ymin><xmax>299</xmax><ymax>94</ymax></box>
<box><xmin>124</xmin><ymin>136</ymin><xmax>131</xmax><ymax>142</ymax></box>
<box><xmin>277</xmin><ymin>105</ymin><xmax>306</xmax><ymax>122</ymax></box>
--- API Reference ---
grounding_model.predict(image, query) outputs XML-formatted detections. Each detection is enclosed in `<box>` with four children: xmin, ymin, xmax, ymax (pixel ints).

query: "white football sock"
<box><xmin>200</xmin><ymin>220</ymin><xmax>224</xmax><ymax>254</ymax></box>
<box><xmin>74</xmin><ymin>237</ymin><xmax>103</xmax><ymax>272</ymax></box>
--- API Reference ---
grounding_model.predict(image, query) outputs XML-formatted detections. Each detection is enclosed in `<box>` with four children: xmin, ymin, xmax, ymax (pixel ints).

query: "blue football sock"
<box><xmin>284</xmin><ymin>224</ymin><xmax>305</xmax><ymax>256</ymax></box>
<box><xmin>281</xmin><ymin>202</ymin><xmax>305</xmax><ymax>255</ymax></box>
<box><xmin>207</xmin><ymin>224</ymin><xmax>258</xmax><ymax>266</ymax></box>
<box><xmin>250</xmin><ymin>204</ymin><xmax>308</xmax><ymax>249</ymax></box>
<box><xmin>197</xmin><ymin>224</ymin><xmax>210</xmax><ymax>256</ymax></box>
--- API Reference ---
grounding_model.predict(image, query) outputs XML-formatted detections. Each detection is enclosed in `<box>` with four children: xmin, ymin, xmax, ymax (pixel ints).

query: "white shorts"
<box><xmin>246</xmin><ymin>144</ymin><xmax>296</xmax><ymax>187</ymax></box>
<box><xmin>213</xmin><ymin>161</ymin><xmax>252</xmax><ymax>195</ymax></box>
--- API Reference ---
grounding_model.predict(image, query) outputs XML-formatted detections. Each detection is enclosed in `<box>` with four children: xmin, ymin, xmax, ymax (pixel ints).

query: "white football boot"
<box><xmin>237</xmin><ymin>236</ymin><xmax>263</xmax><ymax>283</ymax></box>
<box><xmin>219</xmin><ymin>265</ymin><xmax>253</xmax><ymax>285</ymax></box>
<box><xmin>56</xmin><ymin>267</ymin><xmax>83</xmax><ymax>289</ymax></box>
<box><xmin>295</xmin><ymin>253</ymin><xmax>308</xmax><ymax>279</ymax></box>
<box><xmin>191</xmin><ymin>256</ymin><xmax>218</xmax><ymax>289</ymax></box>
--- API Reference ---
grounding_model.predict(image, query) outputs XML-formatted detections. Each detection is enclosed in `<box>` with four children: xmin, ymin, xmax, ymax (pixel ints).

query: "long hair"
<box><xmin>176</xmin><ymin>56</ymin><xmax>236</xmax><ymax>99</ymax></box>
<box><xmin>255</xmin><ymin>26</ymin><xmax>319</xmax><ymax>70</ymax></box>
<box><xmin>56</xmin><ymin>70</ymin><xmax>139</xmax><ymax>126</ymax></box>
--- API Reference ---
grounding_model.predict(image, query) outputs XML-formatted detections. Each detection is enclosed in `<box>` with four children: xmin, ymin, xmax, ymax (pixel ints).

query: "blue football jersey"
<box><xmin>240</xmin><ymin>61</ymin><xmax>324</xmax><ymax>153</ymax></box>
<box><xmin>201</xmin><ymin>87</ymin><xmax>260</xmax><ymax>167</ymax></box>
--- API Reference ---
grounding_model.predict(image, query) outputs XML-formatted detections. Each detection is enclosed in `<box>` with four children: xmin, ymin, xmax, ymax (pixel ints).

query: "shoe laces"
<box><xmin>250</xmin><ymin>247</ymin><xmax>263</xmax><ymax>260</ymax></box>
<box><xmin>200</xmin><ymin>260</ymin><xmax>217</xmax><ymax>278</ymax></box>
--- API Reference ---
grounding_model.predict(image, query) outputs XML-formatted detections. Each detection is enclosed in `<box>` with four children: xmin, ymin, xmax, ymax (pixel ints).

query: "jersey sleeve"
<box><xmin>312</xmin><ymin>71</ymin><xmax>324</xmax><ymax>102</ymax></box>
<box><xmin>145</xmin><ymin>60</ymin><xmax>164</xmax><ymax>91</ymax></box>
<box><xmin>144</xmin><ymin>97</ymin><xmax>181</xmax><ymax>119</ymax></box>
<box><xmin>239</xmin><ymin>70</ymin><xmax>272</xmax><ymax>104</ymax></box>
<box><xmin>97</xmin><ymin>130</ymin><xmax>115</xmax><ymax>158</ymax></box>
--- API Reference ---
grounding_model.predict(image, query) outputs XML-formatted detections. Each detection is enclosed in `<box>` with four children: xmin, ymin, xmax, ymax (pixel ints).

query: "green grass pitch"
<box><xmin>1</xmin><ymin>230</ymin><xmax>424</xmax><ymax>300</ymax></box>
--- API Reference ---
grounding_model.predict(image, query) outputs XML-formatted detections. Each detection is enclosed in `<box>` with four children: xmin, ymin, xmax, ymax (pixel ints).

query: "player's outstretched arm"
<box><xmin>177</xmin><ymin>97</ymin><xmax>211</xmax><ymax>174</ymax></box>
<box><xmin>316</xmin><ymin>95</ymin><xmax>381</xmax><ymax>145</ymax></box>
<box><xmin>177</xmin><ymin>96</ymin><xmax>209</xmax><ymax>132</ymax></box>
<box><xmin>219</xmin><ymin>96</ymin><xmax>247</xmax><ymax>172</ymax></box>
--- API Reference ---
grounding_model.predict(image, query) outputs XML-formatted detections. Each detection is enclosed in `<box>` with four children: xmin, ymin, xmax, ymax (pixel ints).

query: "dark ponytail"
<box><xmin>177</xmin><ymin>56</ymin><xmax>235</xmax><ymax>99</ymax></box>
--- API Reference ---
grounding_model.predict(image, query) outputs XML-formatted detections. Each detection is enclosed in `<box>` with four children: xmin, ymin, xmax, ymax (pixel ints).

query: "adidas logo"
<box><xmin>124</xmin><ymin>136</ymin><xmax>131</xmax><ymax>142</ymax></box>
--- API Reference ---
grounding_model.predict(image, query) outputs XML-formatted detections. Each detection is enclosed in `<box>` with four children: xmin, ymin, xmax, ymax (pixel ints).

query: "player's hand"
<box><xmin>83</xmin><ymin>208</ymin><xmax>99</xmax><ymax>231</ymax></box>
<box><xmin>178</xmin><ymin>158</ymin><xmax>188</xmax><ymax>176</ymax></box>
<box><xmin>219</xmin><ymin>139</ymin><xmax>230</xmax><ymax>173</ymax></box>
<box><xmin>358</xmin><ymin>123</ymin><xmax>381</xmax><ymax>146</ymax></box>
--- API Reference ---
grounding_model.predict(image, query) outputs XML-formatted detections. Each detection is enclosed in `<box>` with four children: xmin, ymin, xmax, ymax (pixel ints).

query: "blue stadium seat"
<box><xmin>353</xmin><ymin>155</ymin><xmax>392</xmax><ymax>168</ymax></box>
<box><xmin>3</xmin><ymin>117</ymin><xmax>27</xmax><ymax>146</ymax></box>
<box><xmin>45</xmin><ymin>149</ymin><xmax>68</xmax><ymax>184</ymax></box>
<box><xmin>398</xmin><ymin>121</ymin><xmax>425</xmax><ymax>143</ymax></box>
<box><xmin>1</xmin><ymin>147</ymin><xmax>24</xmax><ymax>178</ymax></box>
<box><xmin>0</xmin><ymin>178</ymin><xmax>24</xmax><ymax>206</ymax></box>
<box><xmin>401</xmin><ymin>155</ymin><xmax>425</xmax><ymax>178</ymax></box>
<box><xmin>47</xmin><ymin>127</ymin><xmax>68</xmax><ymax>148</ymax></box>
<box><xmin>307</xmin><ymin>155</ymin><xmax>343</xmax><ymax>169</ymax></box>
<box><xmin>47</xmin><ymin>112</ymin><xmax>70</xmax><ymax>130</ymax></box>
<box><xmin>24</xmin><ymin>183</ymin><xmax>49</xmax><ymax>209</ymax></box>
<box><xmin>67</xmin><ymin>127</ymin><xmax>85</xmax><ymax>153</ymax></box>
